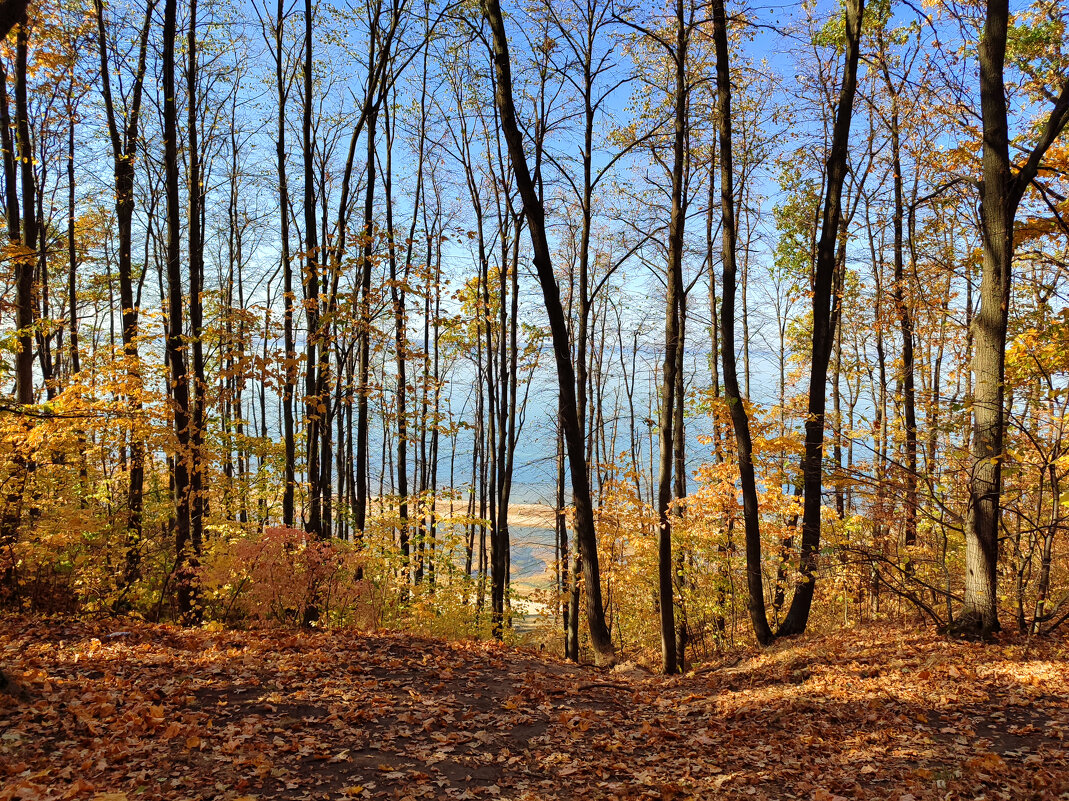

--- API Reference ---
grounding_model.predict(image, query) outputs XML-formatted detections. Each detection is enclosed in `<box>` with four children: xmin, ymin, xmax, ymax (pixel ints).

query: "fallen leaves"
<box><xmin>1</xmin><ymin>619</ymin><xmax>1069</xmax><ymax>799</ymax></box>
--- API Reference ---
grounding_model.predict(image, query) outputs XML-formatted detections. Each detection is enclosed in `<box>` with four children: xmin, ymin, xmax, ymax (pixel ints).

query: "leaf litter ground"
<box><xmin>3</xmin><ymin>617</ymin><xmax>1068</xmax><ymax>800</ymax></box>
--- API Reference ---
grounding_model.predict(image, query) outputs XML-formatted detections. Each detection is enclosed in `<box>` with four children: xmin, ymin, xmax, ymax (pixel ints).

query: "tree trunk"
<box><xmin>355</xmin><ymin>98</ymin><xmax>379</xmax><ymax>540</ymax></box>
<box><xmin>162</xmin><ymin>0</ymin><xmax>196</xmax><ymax>623</ymax></box>
<box><xmin>481</xmin><ymin>0</ymin><xmax>615</xmax><ymax>665</ymax></box>
<box><xmin>187</xmin><ymin>0</ymin><xmax>206</xmax><ymax>612</ymax></box>
<box><xmin>274</xmin><ymin>0</ymin><xmax>297</xmax><ymax>527</ymax></box>
<box><xmin>14</xmin><ymin>20</ymin><xmax>34</xmax><ymax>406</ymax></box>
<box><xmin>94</xmin><ymin>0</ymin><xmax>155</xmax><ymax>590</ymax></box>
<box><xmin>653</xmin><ymin>0</ymin><xmax>688</xmax><ymax>675</ymax></box>
<box><xmin>878</xmin><ymin>31</ymin><xmax>918</xmax><ymax>548</ymax></box>
<box><xmin>778</xmin><ymin>0</ymin><xmax>865</xmax><ymax>637</ymax></box>
<box><xmin>302</xmin><ymin>0</ymin><xmax>321</xmax><ymax>537</ymax></box>
<box><xmin>956</xmin><ymin>0</ymin><xmax>1069</xmax><ymax>637</ymax></box>
<box><xmin>712</xmin><ymin>0</ymin><xmax>774</xmax><ymax>646</ymax></box>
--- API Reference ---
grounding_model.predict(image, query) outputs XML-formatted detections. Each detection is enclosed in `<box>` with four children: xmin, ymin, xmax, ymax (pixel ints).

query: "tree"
<box><xmin>713</xmin><ymin>0</ymin><xmax>773</xmax><ymax>645</ymax></box>
<box><xmin>162</xmin><ymin>0</ymin><xmax>197</xmax><ymax>623</ymax></box>
<box><xmin>481</xmin><ymin>0</ymin><xmax>615</xmax><ymax>665</ymax></box>
<box><xmin>254</xmin><ymin>0</ymin><xmax>298</xmax><ymax>526</ymax></box>
<box><xmin>94</xmin><ymin>0</ymin><xmax>156</xmax><ymax>593</ymax></box>
<box><xmin>774</xmin><ymin>0</ymin><xmax>865</xmax><ymax>636</ymax></box>
<box><xmin>13</xmin><ymin>17</ymin><xmax>34</xmax><ymax>408</ymax></box>
<box><xmin>955</xmin><ymin>0</ymin><xmax>1069</xmax><ymax>637</ymax></box>
<box><xmin>717</xmin><ymin>0</ymin><xmax>866</xmax><ymax>643</ymax></box>
<box><xmin>648</xmin><ymin>0</ymin><xmax>689</xmax><ymax>675</ymax></box>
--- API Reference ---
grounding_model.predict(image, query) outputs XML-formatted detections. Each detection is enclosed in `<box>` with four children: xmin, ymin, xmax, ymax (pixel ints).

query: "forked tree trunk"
<box><xmin>94</xmin><ymin>0</ymin><xmax>155</xmax><ymax>590</ymax></box>
<box><xmin>955</xmin><ymin>0</ymin><xmax>1069</xmax><ymax>637</ymax></box>
<box><xmin>653</xmin><ymin>0</ymin><xmax>687</xmax><ymax>675</ymax></box>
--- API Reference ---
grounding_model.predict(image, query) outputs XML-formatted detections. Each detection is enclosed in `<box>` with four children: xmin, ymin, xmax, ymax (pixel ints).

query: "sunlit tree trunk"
<box><xmin>955</xmin><ymin>0</ymin><xmax>1068</xmax><ymax>637</ymax></box>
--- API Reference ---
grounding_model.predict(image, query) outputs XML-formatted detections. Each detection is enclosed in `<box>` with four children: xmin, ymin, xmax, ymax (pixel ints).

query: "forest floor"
<box><xmin>2</xmin><ymin>617</ymin><xmax>1069</xmax><ymax>800</ymax></box>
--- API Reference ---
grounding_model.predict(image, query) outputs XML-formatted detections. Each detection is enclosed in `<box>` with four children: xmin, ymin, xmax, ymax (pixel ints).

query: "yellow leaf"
<box><xmin>967</xmin><ymin>752</ymin><xmax>1005</xmax><ymax>773</ymax></box>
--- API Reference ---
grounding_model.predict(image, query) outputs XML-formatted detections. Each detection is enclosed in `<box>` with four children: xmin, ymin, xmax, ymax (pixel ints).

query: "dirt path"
<box><xmin>2</xmin><ymin>618</ymin><xmax>1068</xmax><ymax>800</ymax></box>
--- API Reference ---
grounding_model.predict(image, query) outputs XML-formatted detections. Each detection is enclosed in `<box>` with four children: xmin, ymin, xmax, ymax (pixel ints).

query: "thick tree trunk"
<box><xmin>961</xmin><ymin>0</ymin><xmax>1012</xmax><ymax>638</ymax></box>
<box><xmin>956</xmin><ymin>0</ymin><xmax>1069</xmax><ymax>637</ymax></box>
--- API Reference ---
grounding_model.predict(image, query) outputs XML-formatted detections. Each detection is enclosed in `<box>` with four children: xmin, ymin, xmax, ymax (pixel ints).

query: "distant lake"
<box><xmin>510</xmin><ymin>524</ymin><xmax>557</xmax><ymax>582</ymax></box>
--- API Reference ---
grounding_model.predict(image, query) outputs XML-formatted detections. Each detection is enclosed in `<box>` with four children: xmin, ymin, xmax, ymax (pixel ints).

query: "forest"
<box><xmin>2</xmin><ymin>0</ymin><xmax>1069</xmax><ymax>795</ymax></box>
<box><xmin>0</xmin><ymin>0</ymin><xmax>1068</xmax><ymax>713</ymax></box>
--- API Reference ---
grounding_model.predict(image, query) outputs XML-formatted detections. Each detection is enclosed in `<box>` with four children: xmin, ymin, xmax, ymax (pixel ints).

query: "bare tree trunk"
<box><xmin>355</xmin><ymin>86</ymin><xmax>381</xmax><ymax>540</ymax></box>
<box><xmin>65</xmin><ymin>93</ymin><xmax>79</xmax><ymax>378</ymax></box>
<box><xmin>94</xmin><ymin>0</ymin><xmax>155</xmax><ymax>589</ymax></box>
<box><xmin>0</xmin><ymin>51</ymin><xmax>23</xmax><ymax>598</ymax></box>
<box><xmin>272</xmin><ymin>0</ymin><xmax>297</xmax><ymax>527</ymax></box>
<box><xmin>187</xmin><ymin>0</ymin><xmax>207</xmax><ymax>611</ymax></box>
<box><xmin>302</xmin><ymin>0</ymin><xmax>321</xmax><ymax>537</ymax></box>
<box><xmin>877</xmin><ymin>31</ymin><xmax>918</xmax><ymax>547</ymax></box>
<box><xmin>163</xmin><ymin>0</ymin><xmax>196</xmax><ymax>623</ymax></box>
<box><xmin>481</xmin><ymin>0</ymin><xmax>615</xmax><ymax>664</ymax></box>
<box><xmin>778</xmin><ymin>0</ymin><xmax>865</xmax><ymax>637</ymax></box>
<box><xmin>672</xmin><ymin>294</ymin><xmax>687</xmax><ymax>667</ymax></box>
<box><xmin>652</xmin><ymin>0</ymin><xmax>690</xmax><ymax>674</ymax></box>
<box><xmin>712</xmin><ymin>0</ymin><xmax>774</xmax><ymax>645</ymax></box>
<box><xmin>14</xmin><ymin>20</ymin><xmax>34</xmax><ymax>406</ymax></box>
<box><xmin>385</xmin><ymin>82</ymin><xmax>413</xmax><ymax>576</ymax></box>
